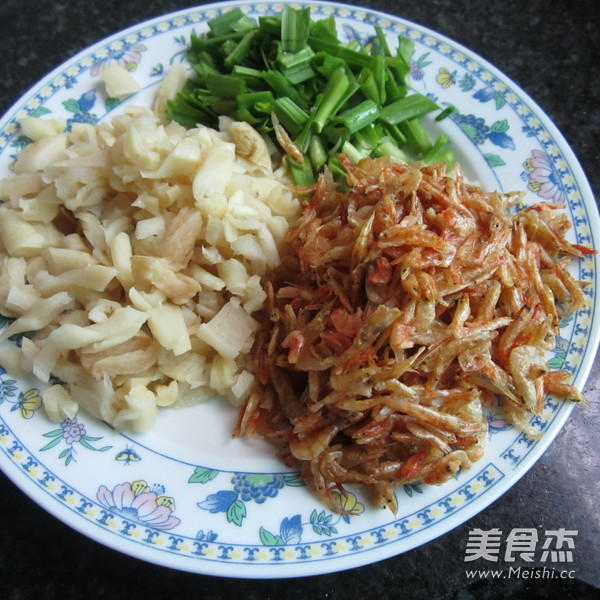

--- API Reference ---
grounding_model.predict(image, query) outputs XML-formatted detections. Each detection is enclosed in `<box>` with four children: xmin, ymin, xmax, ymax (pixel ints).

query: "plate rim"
<box><xmin>0</xmin><ymin>0</ymin><xmax>598</xmax><ymax>579</ymax></box>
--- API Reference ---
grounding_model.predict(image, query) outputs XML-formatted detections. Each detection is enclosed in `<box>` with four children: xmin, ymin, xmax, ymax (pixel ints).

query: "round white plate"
<box><xmin>0</xmin><ymin>0</ymin><xmax>598</xmax><ymax>579</ymax></box>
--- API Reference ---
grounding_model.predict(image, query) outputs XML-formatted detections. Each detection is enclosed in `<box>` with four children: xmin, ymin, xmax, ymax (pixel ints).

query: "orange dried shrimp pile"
<box><xmin>236</xmin><ymin>155</ymin><xmax>589</xmax><ymax>513</ymax></box>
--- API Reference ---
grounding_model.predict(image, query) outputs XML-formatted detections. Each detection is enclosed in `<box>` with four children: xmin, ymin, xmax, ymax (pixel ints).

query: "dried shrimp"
<box><xmin>236</xmin><ymin>155</ymin><xmax>590</xmax><ymax>513</ymax></box>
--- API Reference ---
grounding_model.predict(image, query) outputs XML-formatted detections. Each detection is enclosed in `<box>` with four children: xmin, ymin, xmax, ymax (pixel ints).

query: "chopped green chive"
<box><xmin>380</xmin><ymin>94</ymin><xmax>439</xmax><ymax>125</ymax></box>
<box><xmin>335</xmin><ymin>99</ymin><xmax>380</xmax><ymax>134</ymax></box>
<box><xmin>281</xmin><ymin>4</ymin><xmax>311</xmax><ymax>53</ymax></box>
<box><xmin>312</xmin><ymin>69</ymin><xmax>351</xmax><ymax>133</ymax></box>
<box><xmin>167</xmin><ymin>7</ymin><xmax>455</xmax><ymax>184</ymax></box>
<box><xmin>208</xmin><ymin>8</ymin><xmax>254</xmax><ymax>36</ymax></box>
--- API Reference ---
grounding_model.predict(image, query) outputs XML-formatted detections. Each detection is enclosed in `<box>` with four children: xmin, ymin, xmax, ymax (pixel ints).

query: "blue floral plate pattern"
<box><xmin>0</xmin><ymin>1</ymin><xmax>598</xmax><ymax>578</ymax></box>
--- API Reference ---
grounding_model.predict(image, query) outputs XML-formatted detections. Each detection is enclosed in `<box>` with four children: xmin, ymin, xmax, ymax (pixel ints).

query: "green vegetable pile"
<box><xmin>167</xmin><ymin>5</ymin><xmax>454</xmax><ymax>184</ymax></box>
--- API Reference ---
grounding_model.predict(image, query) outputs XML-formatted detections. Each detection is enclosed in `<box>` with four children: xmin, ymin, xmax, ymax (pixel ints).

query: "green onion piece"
<box><xmin>231</xmin><ymin>65</ymin><xmax>265</xmax><ymax>87</ymax></box>
<box><xmin>272</xmin><ymin>97</ymin><xmax>309</xmax><ymax>136</ymax></box>
<box><xmin>229</xmin><ymin>13</ymin><xmax>257</xmax><ymax>33</ymax></box>
<box><xmin>281</xmin><ymin>5</ymin><xmax>311</xmax><ymax>53</ymax></box>
<box><xmin>221</xmin><ymin>39</ymin><xmax>237</xmax><ymax>57</ymax></box>
<box><xmin>330</xmin><ymin>78</ymin><xmax>360</xmax><ymax>120</ymax></box>
<box><xmin>336</xmin><ymin>100</ymin><xmax>380</xmax><ymax>134</ymax></box>
<box><xmin>224</xmin><ymin>29</ymin><xmax>260</xmax><ymax>69</ymax></box>
<box><xmin>357</xmin><ymin>68</ymin><xmax>381</xmax><ymax>104</ymax></box>
<box><xmin>326</xmin><ymin>156</ymin><xmax>347</xmax><ymax>181</ymax></box>
<box><xmin>236</xmin><ymin>91</ymin><xmax>275</xmax><ymax>119</ymax></box>
<box><xmin>288</xmin><ymin>155</ymin><xmax>314</xmax><ymax>186</ymax></box>
<box><xmin>320</xmin><ymin>123</ymin><xmax>346</xmax><ymax>147</ymax></box>
<box><xmin>277</xmin><ymin>48</ymin><xmax>316</xmax><ymax>84</ymax></box>
<box><xmin>385</xmin><ymin>56</ymin><xmax>410</xmax><ymax>83</ymax></box>
<box><xmin>207</xmin><ymin>96</ymin><xmax>238</xmax><ymax>115</ymax></box>
<box><xmin>176</xmin><ymin>78</ymin><xmax>202</xmax><ymax>100</ymax></box>
<box><xmin>397</xmin><ymin>36</ymin><xmax>415</xmax><ymax>68</ymax></box>
<box><xmin>258</xmin><ymin>16</ymin><xmax>281</xmax><ymax>36</ymax></box>
<box><xmin>341</xmin><ymin>140</ymin><xmax>368</xmax><ymax>163</ymax></box>
<box><xmin>384</xmin><ymin>67</ymin><xmax>406</xmax><ymax>102</ymax></box>
<box><xmin>204</xmin><ymin>73</ymin><xmax>246</xmax><ymax>98</ymax></box>
<box><xmin>307</xmin><ymin>36</ymin><xmax>372</xmax><ymax>68</ymax></box>
<box><xmin>166</xmin><ymin>99</ymin><xmax>211</xmax><ymax>129</ymax></box>
<box><xmin>369</xmin><ymin>55</ymin><xmax>387</xmax><ymax>105</ymax></box>
<box><xmin>277</xmin><ymin>45</ymin><xmax>314</xmax><ymax>70</ymax></box>
<box><xmin>399</xmin><ymin>118</ymin><xmax>433</xmax><ymax>156</ymax></box>
<box><xmin>308</xmin><ymin>135</ymin><xmax>328</xmax><ymax>170</ymax></box>
<box><xmin>284</xmin><ymin>65</ymin><xmax>316</xmax><ymax>85</ymax></box>
<box><xmin>294</xmin><ymin>116</ymin><xmax>315</xmax><ymax>153</ymax></box>
<box><xmin>353</xmin><ymin>122</ymin><xmax>383</xmax><ymax>150</ymax></box>
<box><xmin>254</xmin><ymin>102</ymin><xmax>273</xmax><ymax>116</ymax></box>
<box><xmin>232</xmin><ymin>106</ymin><xmax>262</xmax><ymax>125</ymax></box>
<box><xmin>231</xmin><ymin>65</ymin><xmax>263</xmax><ymax>78</ymax></box>
<box><xmin>380</xmin><ymin>94</ymin><xmax>439</xmax><ymax>125</ymax></box>
<box><xmin>176</xmin><ymin>80</ymin><xmax>213</xmax><ymax>110</ymax></box>
<box><xmin>313</xmin><ymin>54</ymin><xmax>348</xmax><ymax>78</ymax></box>
<box><xmin>435</xmin><ymin>105</ymin><xmax>455</xmax><ymax>121</ymax></box>
<box><xmin>189</xmin><ymin>33</ymin><xmax>205</xmax><ymax>53</ymax></box>
<box><xmin>208</xmin><ymin>8</ymin><xmax>253</xmax><ymax>36</ymax></box>
<box><xmin>192</xmin><ymin>51</ymin><xmax>219</xmax><ymax>74</ymax></box>
<box><xmin>191</xmin><ymin>30</ymin><xmax>247</xmax><ymax>52</ymax></box>
<box><xmin>374</xmin><ymin>25</ymin><xmax>392</xmax><ymax>57</ymax></box>
<box><xmin>423</xmin><ymin>133</ymin><xmax>452</xmax><ymax>164</ymax></box>
<box><xmin>309</xmin><ymin>16</ymin><xmax>339</xmax><ymax>44</ymax></box>
<box><xmin>374</xmin><ymin>140</ymin><xmax>410</xmax><ymax>161</ymax></box>
<box><xmin>312</xmin><ymin>70</ymin><xmax>350</xmax><ymax>133</ymax></box>
<box><xmin>237</xmin><ymin>90</ymin><xmax>275</xmax><ymax>106</ymax></box>
<box><xmin>383</xmin><ymin>122</ymin><xmax>407</xmax><ymax>145</ymax></box>
<box><xmin>262</xmin><ymin>70</ymin><xmax>308</xmax><ymax>110</ymax></box>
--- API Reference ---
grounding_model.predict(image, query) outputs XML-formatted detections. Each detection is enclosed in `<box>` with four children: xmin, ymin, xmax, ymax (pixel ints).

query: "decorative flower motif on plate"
<box><xmin>436</xmin><ymin>66</ymin><xmax>456</xmax><ymax>88</ymax></box>
<box><xmin>410</xmin><ymin>51</ymin><xmax>432</xmax><ymax>81</ymax></box>
<box><xmin>258</xmin><ymin>489</ymin><xmax>365</xmax><ymax>546</ymax></box>
<box><xmin>0</xmin><ymin>373</ymin><xmax>42</xmax><ymax>419</ymax></box>
<box><xmin>96</xmin><ymin>479</ymin><xmax>181</xmax><ymax>530</ymax></box>
<box><xmin>521</xmin><ymin>149</ymin><xmax>567</xmax><ymax>205</ymax></box>
<box><xmin>194</xmin><ymin>470</ymin><xmax>304</xmax><ymax>526</ymax></box>
<box><xmin>90</xmin><ymin>42</ymin><xmax>148</xmax><ymax>76</ymax></box>
<box><xmin>11</xmin><ymin>388</ymin><xmax>42</xmax><ymax>419</ymax></box>
<box><xmin>40</xmin><ymin>416</ymin><xmax>112</xmax><ymax>466</ymax></box>
<box><xmin>62</xmin><ymin>90</ymin><xmax>99</xmax><ymax>128</ymax></box>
